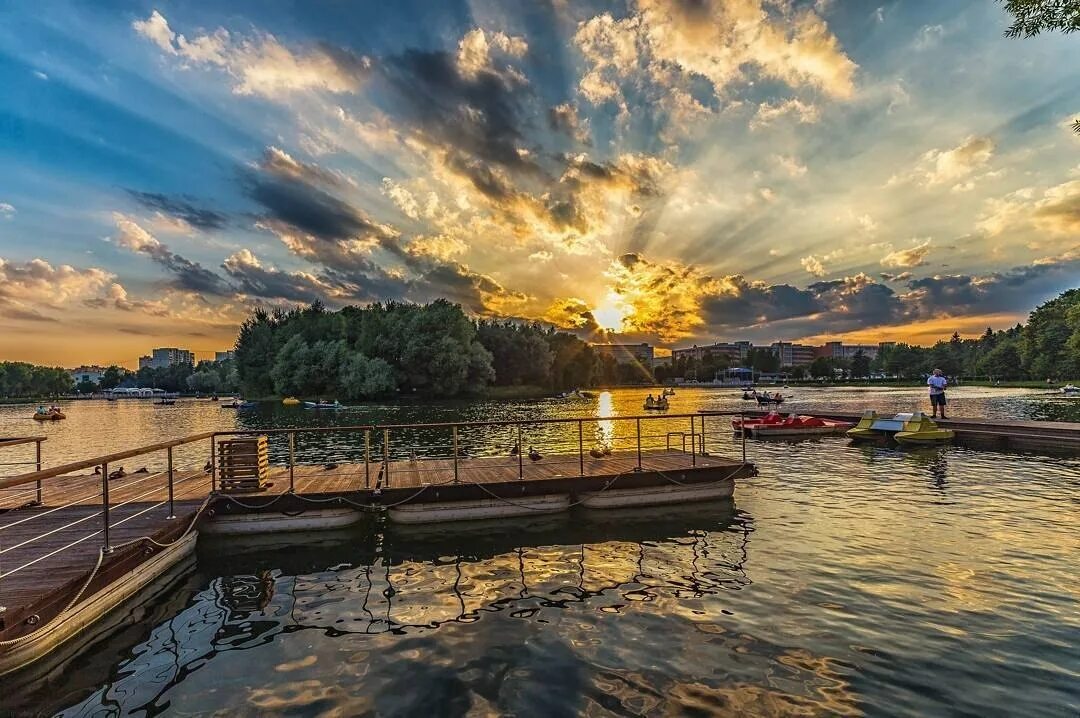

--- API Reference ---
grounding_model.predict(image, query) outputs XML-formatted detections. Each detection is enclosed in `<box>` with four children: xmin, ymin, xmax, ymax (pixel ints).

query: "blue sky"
<box><xmin>0</xmin><ymin>0</ymin><xmax>1077</xmax><ymax>365</ymax></box>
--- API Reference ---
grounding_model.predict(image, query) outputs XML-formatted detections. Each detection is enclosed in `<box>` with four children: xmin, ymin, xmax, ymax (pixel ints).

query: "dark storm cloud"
<box><xmin>222</xmin><ymin>255</ymin><xmax>338</xmax><ymax>305</ymax></box>
<box><xmin>905</xmin><ymin>256</ymin><xmax>1080</xmax><ymax>315</ymax></box>
<box><xmin>379</xmin><ymin>48</ymin><xmax>543</xmax><ymax>177</ymax></box>
<box><xmin>243</xmin><ymin>173</ymin><xmax>384</xmax><ymax>241</ymax></box>
<box><xmin>125</xmin><ymin>190</ymin><xmax>227</xmax><ymax>230</ymax></box>
<box><xmin>258</xmin><ymin>147</ymin><xmax>347</xmax><ymax>188</ymax></box>
<box><xmin>128</xmin><ymin>239</ymin><xmax>230</xmax><ymax>295</ymax></box>
<box><xmin>702</xmin><ymin>279</ymin><xmax>822</xmax><ymax>327</ymax></box>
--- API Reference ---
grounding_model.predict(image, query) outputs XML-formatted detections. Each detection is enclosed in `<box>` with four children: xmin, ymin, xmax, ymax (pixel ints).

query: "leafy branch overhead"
<box><xmin>1001</xmin><ymin>0</ymin><xmax>1080</xmax><ymax>132</ymax></box>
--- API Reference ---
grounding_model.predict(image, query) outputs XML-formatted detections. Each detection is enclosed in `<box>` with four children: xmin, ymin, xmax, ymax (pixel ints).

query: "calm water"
<box><xmin>1</xmin><ymin>387</ymin><xmax>1078</xmax><ymax>716</ymax></box>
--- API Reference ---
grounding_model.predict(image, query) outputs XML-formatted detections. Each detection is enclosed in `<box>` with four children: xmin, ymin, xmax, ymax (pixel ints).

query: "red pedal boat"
<box><xmin>733</xmin><ymin>413</ymin><xmax>854</xmax><ymax>436</ymax></box>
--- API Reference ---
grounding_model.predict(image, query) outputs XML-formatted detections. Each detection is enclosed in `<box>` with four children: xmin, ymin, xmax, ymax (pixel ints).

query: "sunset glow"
<box><xmin>0</xmin><ymin>1</ymin><xmax>1077</xmax><ymax>366</ymax></box>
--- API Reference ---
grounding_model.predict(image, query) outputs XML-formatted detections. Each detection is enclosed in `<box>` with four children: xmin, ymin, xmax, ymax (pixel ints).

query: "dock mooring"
<box><xmin>0</xmin><ymin>411</ymin><xmax>753</xmax><ymax>676</ymax></box>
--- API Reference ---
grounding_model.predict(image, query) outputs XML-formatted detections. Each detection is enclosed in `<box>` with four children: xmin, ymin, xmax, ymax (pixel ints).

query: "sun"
<box><xmin>592</xmin><ymin>292</ymin><xmax>628</xmax><ymax>333</ymax></box>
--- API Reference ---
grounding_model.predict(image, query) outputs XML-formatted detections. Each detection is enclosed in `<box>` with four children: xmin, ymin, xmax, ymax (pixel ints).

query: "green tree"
<box><xmin>851</xmin><ymin>349</ymin><xmax>871</xmax><ymax>378</ymax></box>
<box><xmin>809</xmin><ymin>356</ymin><xmax>833</xmax><ymax>379</ymax></box>
<box><xmin>75</xmin><ymin>379</ymin><xmax>98</xmax><ymax>394</ymax></box>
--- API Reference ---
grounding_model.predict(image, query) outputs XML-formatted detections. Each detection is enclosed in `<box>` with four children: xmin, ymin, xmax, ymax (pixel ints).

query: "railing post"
<box><xmin>741</xmin><ymin>410</ymin><xmax>746</xmax><ymax>463</ymax></box>
<box><xmin>364</xmin><ymin>429</ymin><xmax>371</xmax><ymax>489</ymax></box>
<box><xmin>690</xmin><ymin>416</ymin><xmax>696</xmax><ymax>466</ymax></box>
<box><xmin>700</xmin><ymin>414</ymin><xmax>708</xmax><ymax>456</ymax></box>
<box><xmin>635</xmin><ymin>418</ymin><xmax>642</xmax><ymax>471</ymax></box>
<box><xmin>383</xmin><ymin>429</ymin><xmax>390</xmax><ymax>487</ymax></box>
<box><xmin>288</xmin><ymin>431</ymin><xmax>296</xmax><ymax>493</ymax></box>
<box><xmin>101</xmin><ymin>462</ymin><xmax>111</xmax><ymax>554</ymax></box>
<box><xmin>209</xmin><ymin>437</ymin><xmax>217</xmax><ymax>492</ymax></box>
<box><xmin>166</xmin><ymin>446</ymin><xmax>175</xmax><ymax>519</ymax></box>
<box><xmin>517</xmin><ymin>425</ymin><xmax>523</xmax><ymax>480</ymax></box>
<box><xmin>452</xmin><ymin>425</ymin><xmax>460</xmax><ymax>484</ymax></box>
<box><xmin>34</xmin><ymin>439</ymin><xmax>42</xmax><ymax>506</ymax></box>
<box><xmin>578</xmin><ymin>420</ymin><xmax>584</xmax><ymax>476</ymax></box>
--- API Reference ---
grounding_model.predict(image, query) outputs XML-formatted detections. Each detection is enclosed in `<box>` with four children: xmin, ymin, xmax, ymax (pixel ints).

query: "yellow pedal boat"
<box><xmin>847</xmin><ymin>411</ymin><xmax>954</xmax><ymax>445</ymax></box>
<box><xmin>282</xmin><ymin>397</ymin><xmax>301</xmax><ymax>406</ymax></box>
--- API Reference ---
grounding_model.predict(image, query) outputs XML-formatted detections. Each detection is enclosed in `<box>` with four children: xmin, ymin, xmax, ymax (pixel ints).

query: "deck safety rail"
<box><xmin>0</xmin><ymin>410</ymin><xmax>751</xmax><ymax>629</ymax></box>
<box><xmin>0</xmin><ymin>432</ymin><xmax>218</xmax><ymax>622</ymax></box>
<box><xmin>212</xmin><ymin>410</ymin><xmax>749</xmax><ymax>490</ymax></box>
<box><xmin>0</xmin><ymin>437</ymin><xmax>47</xmax><ymax>511</ymax></box>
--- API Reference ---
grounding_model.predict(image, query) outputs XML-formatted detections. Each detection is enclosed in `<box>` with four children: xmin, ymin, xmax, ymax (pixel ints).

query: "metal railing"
<box><xmin>0</xmin><ymin>410</ymin><xmax>751</xmax><ymax>629</ymax></box>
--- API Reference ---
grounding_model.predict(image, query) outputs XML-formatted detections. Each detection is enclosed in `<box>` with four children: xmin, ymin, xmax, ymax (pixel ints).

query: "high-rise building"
<box><xmin>141</xmin><ymin>347</ymin><xmax>195</xmax><ymax>369</ymax></box>
<box><xmin>769</xmin><ymin>342</ymin><xmax>817</xmax><ymax>366</ymax></box>
<box><xmin>215</xmin><ymin>350</ymin><xmax>235</xmax><ymax>363</ymax></box>
<box><xmin>671</xmin><ymin>342</ymin><xmax>752</xmax><ymax>363</ymax></box>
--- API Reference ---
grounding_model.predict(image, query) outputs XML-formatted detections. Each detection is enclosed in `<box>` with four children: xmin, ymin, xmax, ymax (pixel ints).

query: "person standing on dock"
<box><xmin>927</xmin><ymin>369</ymin><xmax>948</xmax><ymax>419</ymax></box>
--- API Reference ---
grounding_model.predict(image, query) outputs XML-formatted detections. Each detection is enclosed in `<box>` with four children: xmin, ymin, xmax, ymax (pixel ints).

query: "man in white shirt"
<box><xmin>927</xmin><ymin>368</ymin><xmax>948</xmax><ymax>419</ymax></box>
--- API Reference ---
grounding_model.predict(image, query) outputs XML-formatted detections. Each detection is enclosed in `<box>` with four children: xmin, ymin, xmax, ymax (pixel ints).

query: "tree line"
<box><xmin>232</xmin><ymin>300</ymin><xmax>615</xmax><ymax>400</ymax></box>
<box><xmin>0</xmin><ymin>363</ymin><xmax>74</xmax><ymax>398</ymax></box>
<box><xmin>655</xmin><ymin>288</ymin><xmax>1080</xmax><ymax>382</ymax></box>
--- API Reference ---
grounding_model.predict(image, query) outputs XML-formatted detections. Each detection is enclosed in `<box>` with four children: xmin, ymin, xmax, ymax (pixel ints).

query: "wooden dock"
<box><xmin>0</xmin><ymin>431</ymin><xmax>753</xmax><ymax>666</ymax></box>
<box><xmin>747</xmin><ymin>411</ymin><xmax>1080</xmax><ymax>454</ymax></box>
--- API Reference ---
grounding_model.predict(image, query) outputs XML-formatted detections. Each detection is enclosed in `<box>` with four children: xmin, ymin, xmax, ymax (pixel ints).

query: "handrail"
<box><xmin>0</xmin><ymin>411</ymin><xmax>744</xmax><ymax>491</ymax></box>
<box><xmin>0</xmin><ymin>437</ymin><xmax>46</xmax><ymax>450</ymax></box>
<box><xmin>0</xmin><ymin>432</ymin><xmax>215</xmax><ymax>491</ymax></box>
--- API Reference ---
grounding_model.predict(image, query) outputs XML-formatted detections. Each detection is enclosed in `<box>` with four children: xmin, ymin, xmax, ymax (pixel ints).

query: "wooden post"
<box><xmin>741</xmin><ymin>410</ymin><xmax>746</xmax><ymax>463</ymax></box>
<box><xmin>517</xmin><ymin>425</ymin><xmax>524</xmax><ymax>480</ymax></box>
<box><xmin>101</xmin><ymin>462</ymin><xmax>111</xmax><ymax>554</ymax></box>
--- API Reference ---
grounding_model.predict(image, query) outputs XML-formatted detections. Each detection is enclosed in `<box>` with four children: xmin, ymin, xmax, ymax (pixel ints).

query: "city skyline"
<box><xmin>0</xmin><ymin>1</ymin><xmax>1077</xmax><ymax>366</ymax></box>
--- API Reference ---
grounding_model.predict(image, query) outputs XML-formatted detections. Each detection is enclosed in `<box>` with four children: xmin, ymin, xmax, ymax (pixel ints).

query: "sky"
<box><xmin>0</xmin><ymin>0</ymin><xmax>1077</xmax><ymax>367</ymax></box>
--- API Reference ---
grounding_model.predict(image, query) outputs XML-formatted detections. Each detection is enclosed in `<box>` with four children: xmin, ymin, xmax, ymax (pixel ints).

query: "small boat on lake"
<box><xmin>222</xmin><ymin>399</ymin><xmax>257</xmax><ymax>409</ymax></box>
<box><xmin>733</xmin><ymin>413</ymin><xmax>853</xmax><ymax>437</ymax></box>
<box><xmin>662</xmin><ymin>388</ymin><xmax>675</xmax><ymax>397</ymax></box>
<box><xmin>305</xmin><ymin>400</ymin><xmax>345</xmax><ymax>410</ymax></box>
<box><xmin>154</xmin><ymin>399</ymin><xmax>175</xmax><ymax>406</ymax></box>
<box><xmin>32</xmin><ymin>406</ymin><xmax>65</xmax><ymax>421</ymax></box>
<box><xmin>1062</xmin><ymin>384</ymin><xmax>1079</xmax><ymax>394</ymax></box>
<box><xmin>756</xmin><ymin>393</ymin><xmax>785</xmax><ymax>406</ymax></box>
<box><xmin>847</xmin><ymin>411</ymin><xmax>954</xmax><ymax>445</ymax></box>
<box><xmin>282</xmin><ymin>397</ymin><xmax>301</xmax><ymax>406</ymax></box>
<box><xmin>643</xmin><ymin>395</ymin><xmax>669</xmax><ymax>411</ymax></box>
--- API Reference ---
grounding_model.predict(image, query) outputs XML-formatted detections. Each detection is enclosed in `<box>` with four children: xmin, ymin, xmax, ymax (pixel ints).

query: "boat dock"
<box><xmin>748</xmin><ymin>410</ymin><xmax>1080</xmax><ymax>454</ymax></box>
<box><xmin>0</xmin><ymin>412</ymin><xmax>753</xmax><ymax>676</ymax></box>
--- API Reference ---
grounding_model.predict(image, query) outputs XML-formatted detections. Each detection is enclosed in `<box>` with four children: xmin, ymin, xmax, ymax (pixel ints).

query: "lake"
<box><xmin>1</xmin><ymin>387</ymin><xmax>1078</xmax><ymax>716</ymax></box>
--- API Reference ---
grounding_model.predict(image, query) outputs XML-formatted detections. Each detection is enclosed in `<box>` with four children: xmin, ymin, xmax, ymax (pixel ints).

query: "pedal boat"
<box><xmin>733</xmin><ymin>413</ymin><xmax>853</xmax><ymax>436</ymax></box>
<box><xmin>847</xmin><ymin>411</ymin><xmax>954</xmax><ymax>444</ymax></box>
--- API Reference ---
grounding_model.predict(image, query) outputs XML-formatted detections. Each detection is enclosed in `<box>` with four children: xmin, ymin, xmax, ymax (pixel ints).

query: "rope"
<box><xmin>0</xmin><ymin>495</ymin><xmax>212</xmax><ymax>647</ymax></box>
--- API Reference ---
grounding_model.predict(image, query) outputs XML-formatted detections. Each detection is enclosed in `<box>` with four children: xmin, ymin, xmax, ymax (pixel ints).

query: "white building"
<box><xmin>70</xmin><ymin>365</ymin><xmax>105</xmax><ymax>385</ymax></box>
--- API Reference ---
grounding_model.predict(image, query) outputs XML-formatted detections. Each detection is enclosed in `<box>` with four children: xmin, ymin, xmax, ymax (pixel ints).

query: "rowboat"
<box><xmin>304</xmin><ymin>401</ymin><xmax>345</xmax><ymax>410</ymax></box>
<box><xmin>32</xmin><ymin>410</ymin><xmax>65</xmax><ymax>421</ymax></box>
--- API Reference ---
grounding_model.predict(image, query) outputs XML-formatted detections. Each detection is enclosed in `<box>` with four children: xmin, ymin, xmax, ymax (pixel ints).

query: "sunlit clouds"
<box><xmin>0</xmin><ymin>0</ymin><xmax>1078</xmax><ymax>364</ymax></box>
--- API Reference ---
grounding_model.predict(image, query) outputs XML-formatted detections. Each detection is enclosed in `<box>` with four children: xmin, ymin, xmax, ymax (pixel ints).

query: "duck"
<box><xmin>93</xmin><ymin>466</ymin><xmax>102</xmax><ymax>475</ymax></box>
<box><xmin>134</xmin><ymin>467</ymin><xmax>149</xmax><ymax>474</ymax></box>
<box><xmin>324</xmin><ymin>463</ymin><xmax>339</xmax><ymax>471</ymax></box>
<box><xmin>203</xmin><ymin>460</ymin><xmax>213</xmax><ymax>474</ymax></box>
<box><xmin>589</xmin><ymin>447</ymin><xmax>604</xmax><ymax>459</ymax></box>
<box><xmin>528</xmin><ymin>446</ymin><xmax>542</xmax><ymax>462</ymax></box>
<box><xmin>108</xmin><ymin>466</ymin><xmax>126</xmax><ymax>480</ymax></box>
<box><xmin>508</xmin><ymin>443</ymin><xmax>520</xmax><ymax>456</ymax></box>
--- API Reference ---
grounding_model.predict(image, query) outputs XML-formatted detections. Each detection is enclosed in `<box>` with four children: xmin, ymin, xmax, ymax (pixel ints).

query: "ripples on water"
<box><xmin>1</xmin><ymin>388</ymin><xmax>1078</xmax><ymax>716</ymax></box>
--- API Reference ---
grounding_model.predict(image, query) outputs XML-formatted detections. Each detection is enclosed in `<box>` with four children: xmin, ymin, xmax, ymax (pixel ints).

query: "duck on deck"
<box><xmin>0</xmin><ymin>411</ymin><xmax>753</xmax><ymax>677</ymax></box>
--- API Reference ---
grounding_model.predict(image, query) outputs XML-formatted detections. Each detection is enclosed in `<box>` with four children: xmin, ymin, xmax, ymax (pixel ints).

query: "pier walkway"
<box><xmin>0</xmin><ymin>412</ymin><xmax>753</xmax><ymax>674</ymax></box>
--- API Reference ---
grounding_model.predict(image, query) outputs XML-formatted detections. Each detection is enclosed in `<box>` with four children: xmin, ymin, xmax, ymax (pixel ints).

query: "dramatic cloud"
<box><xmin>801</xmin><ymin>255</ymin><xmax>827</xmax><ymax>277</ymax></box>
<box><xmin>0</xmin><ymin>257</ymin><xmax>111</xmax><ymax>304</ymax></box>
<box><xmin>112</xmin><ymin>214</ymin><xmax>229</xmax><ymax>294</ymax></box>
<box><xmin>750</xmin><ymin>98</ymin><xmax>820</xmax><ymax>129</ymax></box>
<box><xmin>548</xmin><ymin>102</ymin><xmax>591</xmax><ymax>144</ymax></box>
<box><xmin>978</xmin><ymin>179</ymin><xmax>1080</xmax><ymax>239</ymax></box>
<box><xmin>456</xmin><ymin>29</ymin><xmax>527</xmax><ymax>81</ymax></box>
<box><xmin>890</xmin><ymin>135</ymin><xmax>996</xmax><ymax>190</ymax></box>
<box><xmin>222</xmin><ymin>249</ymin><xmax>341</xmax><ymax>303</ymax></box>
<box><xmin>881</xmin><ymin>239</ymin><xmax>932</xmax><ymax>268</ymax></box>
<box><xmin>574</xmin><ymin>0</ymin><xmax>857</xmax><ymax>118</ymax></box>
<box><xmin>125</xmin><ymin>190</ymin><xmax>227</xmax><ymax>230</ymax></box>
<box><xmin>133</xmin><ymin>10</ymin><xmax>371</xmax><ymax>97</ymax></box>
